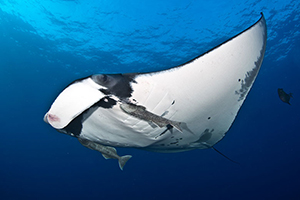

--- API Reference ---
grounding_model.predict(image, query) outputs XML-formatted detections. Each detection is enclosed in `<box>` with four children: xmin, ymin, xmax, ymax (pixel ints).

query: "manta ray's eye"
<box><xmin>101</xmin><ymin>75</ymin><xmax>108</xmax><ymax>83</ymax></box>
<box><xmin>92</xmin><ymin>74</ymin><xmax>110</xmax><ymax>86</ymax></box>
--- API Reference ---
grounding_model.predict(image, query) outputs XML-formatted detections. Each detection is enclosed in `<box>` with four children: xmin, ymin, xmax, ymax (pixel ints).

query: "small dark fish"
<box><xmin>278</xmin><ymin>88</ymin><xmax>293</xmax><ymax>105</ymax></box>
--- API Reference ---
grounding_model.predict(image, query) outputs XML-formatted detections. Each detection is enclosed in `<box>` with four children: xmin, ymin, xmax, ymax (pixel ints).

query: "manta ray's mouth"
<box><xmin>43</xmin><ymin>113</ymin><xmax>60</xmax><ymax>124</ymax></box>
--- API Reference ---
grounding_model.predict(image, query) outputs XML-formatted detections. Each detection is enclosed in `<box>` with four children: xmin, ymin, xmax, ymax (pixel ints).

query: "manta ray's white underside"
<box><xmin>45</xmin><ymin>14</ymin><xmax>267</xmax><ymax>153</ymax></box>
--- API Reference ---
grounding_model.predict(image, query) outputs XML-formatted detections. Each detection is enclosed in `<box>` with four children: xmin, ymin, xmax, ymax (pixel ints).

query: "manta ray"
<box><xmin>44</xmin><ymin>13</ymin><xmax>267</xmax><ymax>170</ymax></box>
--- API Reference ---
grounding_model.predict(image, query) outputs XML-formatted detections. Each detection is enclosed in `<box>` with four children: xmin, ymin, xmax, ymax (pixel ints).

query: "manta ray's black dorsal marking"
<box><xmin>95</xmin><ymin>96</ymin><xmax>117</xmax><ymax>109</ymax></box>
<box><xmin>92</xmin><ymin>74</ymin><xmax>136</xmax><ymax>99</ymax></box>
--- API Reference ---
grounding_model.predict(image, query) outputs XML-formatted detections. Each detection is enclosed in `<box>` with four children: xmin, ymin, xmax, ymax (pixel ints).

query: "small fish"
<box><xmin>120</xmin><ymin>103</ymin><xmax>182</xmax><ymax>132</ymax></box>
<box><xmin>278</xmin><ymin>88</ymin><xmax>293</xmax><ymax>105</ymax></box>
<box><xmin>78</xmin><ymin>138</ymin><xmax>132</xmax><ymax>170</ymax></box>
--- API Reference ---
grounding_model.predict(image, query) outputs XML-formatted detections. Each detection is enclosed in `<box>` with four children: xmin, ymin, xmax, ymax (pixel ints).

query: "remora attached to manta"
<box><xmin>44</xmin><ymin>13</ymin><xmax>267</xmax><ymax>170</ymax></box>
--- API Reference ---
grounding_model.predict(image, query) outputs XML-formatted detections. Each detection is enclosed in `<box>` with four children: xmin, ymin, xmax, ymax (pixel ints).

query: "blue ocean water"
<box><xmin>1</xmin><ymin>0</ymin><xmax>300</xmax><ymax>199</ymax></box>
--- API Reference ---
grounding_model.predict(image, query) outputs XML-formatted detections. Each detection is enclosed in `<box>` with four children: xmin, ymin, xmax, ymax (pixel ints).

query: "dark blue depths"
<box><xmin>0</xmin><ymin>1</ymin><xmax>300</xmax><ymax>199</ymax></box>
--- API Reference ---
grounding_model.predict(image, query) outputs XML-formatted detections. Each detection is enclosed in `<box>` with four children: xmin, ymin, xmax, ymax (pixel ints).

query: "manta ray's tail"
<box><xmin>118</xmin><ymin>155</ymin><xmax>132</xmax><ymax>170</ymax></box>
